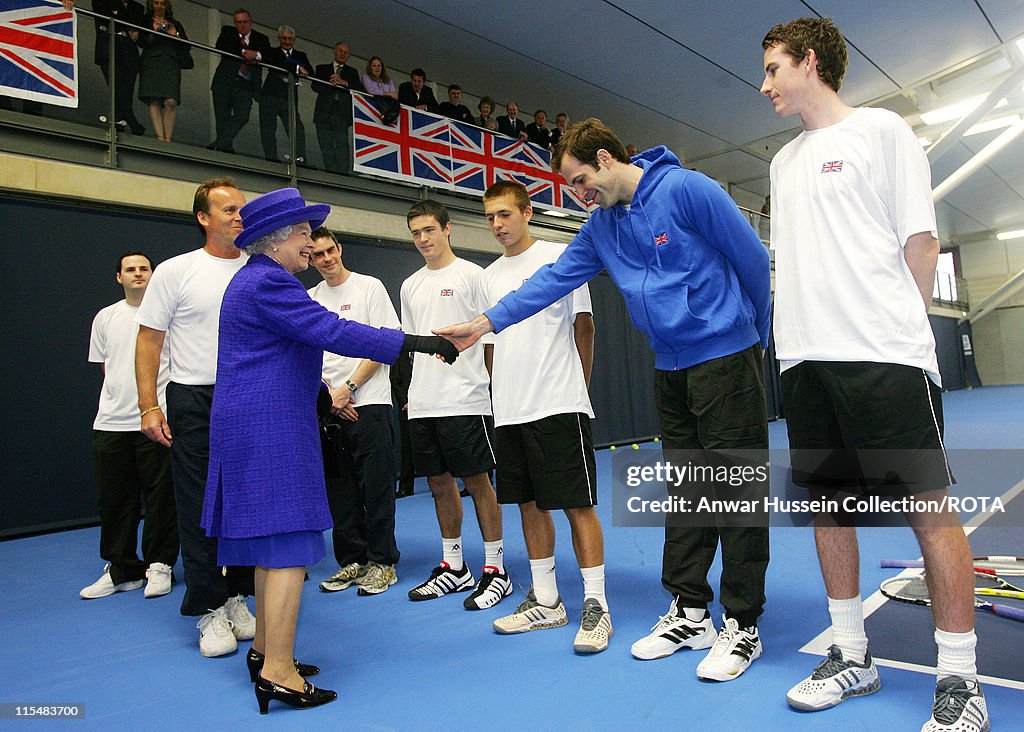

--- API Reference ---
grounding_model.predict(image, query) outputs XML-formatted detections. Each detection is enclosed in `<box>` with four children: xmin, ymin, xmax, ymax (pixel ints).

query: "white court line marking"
<box><xmin>798</xmin><ymin>477</ymin><xmax>1024</xmax><ymax>690</ymax></box>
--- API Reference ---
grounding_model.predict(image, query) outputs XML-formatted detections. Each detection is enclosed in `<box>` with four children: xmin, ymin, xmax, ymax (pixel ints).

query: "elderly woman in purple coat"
<box><xmin>201</xmin><ymin>188</ymin><xmax>456</xmax><ymax>714</ymax></box>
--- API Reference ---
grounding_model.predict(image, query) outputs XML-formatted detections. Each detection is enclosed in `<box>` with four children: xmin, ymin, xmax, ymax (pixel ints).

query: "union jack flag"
<box><xmin>820</xmin><ymin>160</ymin><xmax>843</xmax><ymax>173</ymax></box>
<box><xmin>440</xmin><ymin>289</ymin><xmax>454</xmax><ymax>297</ymax></box>
<box><xmin>654</xmin><ymin>232</ymin><xmax>669</xmax><ymax>245</ymax></box>
<box><xmin>339</xmin><ymin>304</ymin><xmax>351</xmax><ymax>311</ymax></box>
<box><xmin>0</xmin><ymin>0</ymin><xmax>77</xmax><ymax>108</ymax></box>
<box><xmin>352</xmin><ymin>92</ymin><xmax>589</xmax><ymax>218</ymax></box>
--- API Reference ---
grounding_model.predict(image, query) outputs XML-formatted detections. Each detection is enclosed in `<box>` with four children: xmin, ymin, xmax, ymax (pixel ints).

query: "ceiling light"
<box><xmin>995</xmin><ymin>229</ymin><xmax>1024</xmax><ymax>240</ymax></box>
<box><xmin>920</xmin><ymin>95</ymin><xmax>1007</xmax><ymax>125</ymax></box>
<box><xmin>965</xmin><ymin>115</ymin><xmax>1022</xmax><ymax>136</ymax></box>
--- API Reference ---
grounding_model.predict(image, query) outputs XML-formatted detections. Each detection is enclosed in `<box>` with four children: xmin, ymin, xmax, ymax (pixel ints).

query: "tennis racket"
<box><xmin>973</xmin><ymin>569</ymin><xmax>1024</xmax><ymax>599</ymax></box>
<box><xmin>879</xmin><ymin>575</ymin><xmax>1024</xmax><ymax>621</ymax></box>
<box><xmin>881</xmin><ymin>555</ymin><xmax>1024</xmax><ymax>576</ymax></box>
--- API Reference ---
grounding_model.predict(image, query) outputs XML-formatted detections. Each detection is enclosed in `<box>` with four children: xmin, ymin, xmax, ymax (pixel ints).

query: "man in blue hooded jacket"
<box><xmin>436</xmin><ymin>118</ymin><xmax>772</xmax><ymax>680</ymax></box>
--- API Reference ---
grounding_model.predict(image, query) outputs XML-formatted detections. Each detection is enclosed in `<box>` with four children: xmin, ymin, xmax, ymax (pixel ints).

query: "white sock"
<box><xmin>483</xmin><ymin>539</ymin><xmax>504</xmax><ymax>573</ymax></box>
<box><xmin>828</xmin><ymin>595</ymin><xmax>868</xmax><ymax>664</ymax></box>
<box><xmin>580</xmin><ymin>564</ymin><xmax>607</xmax><ymax>611</ymax></box>
<box><xmin>530</xmin><ymin>556</ymin><xmax>558</xmax><ymax>606</ymax></box>
<box><xmin>442</xmin><ymin>536</ymin><xmax>463</xmax><ymax>571</ymax></box>
<box><xmin>935</xmin><ymin>628</ymin><xmax>977</xmax><ymax>680</ymax></box>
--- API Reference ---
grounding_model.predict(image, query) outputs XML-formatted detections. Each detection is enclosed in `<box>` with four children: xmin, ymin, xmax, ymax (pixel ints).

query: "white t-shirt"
<box><xmin>480</xmin><ymin>240</ymin><xmax>594</xmax><ymax>427</ymax></box>
<box><xmin>308</xmin><ymin>272</ymin><xmax>400</xmax><ymax>407</ymax></box>
<box><xmin>134</xmin><ymin>248</ymin><xmax>247</xmax><ymax>385</ymax></box>
<box><xmin>90</xmin><ymin>300</ymin><xmax>170</xmax><ymax>431</ymax></box>
<box><xmin>769</xmin><ymin>107</ymin><xmax>941</xmax><ymax>384</ymax></box>
<box><xmin>400</xmin><ymin>258</ymin><xmax>491</xmax><ymax>419</ymax></box>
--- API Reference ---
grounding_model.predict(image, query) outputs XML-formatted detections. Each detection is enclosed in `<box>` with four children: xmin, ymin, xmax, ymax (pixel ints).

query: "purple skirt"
<box><xmin>217</xmin><ymin>530</ymin><xmax>326</xmax><ymax>569</ymax></box>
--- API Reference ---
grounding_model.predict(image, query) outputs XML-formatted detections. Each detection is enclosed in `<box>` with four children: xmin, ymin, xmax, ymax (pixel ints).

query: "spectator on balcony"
<box><xmin>361</xmin><ymin>56</ymin><xmax>398</xmax><ymax>100</ymax></box>
<box><xmin>137</xmin><ymin>0</ymin><xmax>191</xmax><ymax>143</ymax></box>
<box><xmin>259</xmin><ymin>25</ymin><xmax>313</xmax><ymax>163</ymax></box>
<box><xmin>550</xmin><ymin>112</ymin><xmax>568</xmax><ymax>148</ymax></box>
<box><xmin>210</xmin><ymin>8</ymin><xmax>271</xmax><ymax>153</ymax></box>
<box><xmin>398</xmin><ymin>68</ymin><xmax>440</xmax><ymax>113</ymax></box>
<box><xmin>439</xmin><ymin>85</ymin><xmax>474</xmax><ymax>125</ymax></box>
<box><xmin>525</xmin><ymin>109</ymin><xmax>552</xmax><ymax>149</ymax></box>
<box><xmin>625</xmin><ymin>144</ymin><xmax>639</xmax><ymax>157</ymax></box>
<box><xmin>313</xmin><ymin>42</ymin><xmax>363</xmax><ymax>174</ymax></box>
<box><xmin>497</xmin><ymin>100</ymin><xmax>527</xmax><ymax>142</ymax></box>
<box><xmin>476</xmin><ymin>97</ymin><xmax>498</xmax><ymax>131</ymax></box>
<box><xmin>93</xmin><ymin>0</ymin><xmax>147</xmax><ymax>135</ymax></box>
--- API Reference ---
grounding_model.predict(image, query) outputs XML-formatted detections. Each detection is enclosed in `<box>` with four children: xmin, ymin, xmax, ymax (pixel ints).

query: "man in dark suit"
<box><xmin>93</xmin><ymin>0</ymin><xmax>146</xmax><ymax>134</ymax></box>
<box><xmin>525</xmin><ymin>109</ymin><xmax>552</xmax><ymax>149</ymax></box>
<box><xmin>397</xmin><ymin>68</ymin><xmax>439</xmax><ymax>113</ymax></box>
<box><xmin>313</xmin><ymin>41</ymin><xmax>363</xmax><ymax>174</ymax></box>
<box><xmin>496</xmin><ymin>100</ymin><xmax>527</xmax><ymax>142</ymax></box>
<box><xmin>209</xmin><ymin>8</ymin><xmax>271</xmax><ymax>153</ymax></box>
<box><xmin>259</xmin><ymin>25</ymin><xmax>313</xmax><ymax>163</ymax></box>
<box><xmin>438</xmin><ymin>85</ymin><xmax>474</xmax><ymax>125</ymax></box>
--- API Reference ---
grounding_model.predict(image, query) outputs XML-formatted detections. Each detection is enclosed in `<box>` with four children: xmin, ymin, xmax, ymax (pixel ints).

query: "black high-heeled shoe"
<box><xmin>246</xmin><ymin>648</ymin><xmax>320</xmax><ymax>683</ymax></box>
<box><xmin>255</xmin><ymin>676</ymin><xmax>337</xmax><ymax>714</ymax></box>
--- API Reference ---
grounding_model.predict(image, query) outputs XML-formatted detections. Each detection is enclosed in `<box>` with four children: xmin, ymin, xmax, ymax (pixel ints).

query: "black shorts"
<box><xmin>409</xmin><ymin>414</ymin><xmax>496</xmax><ymax>479</ymax></box>
<box><xmin>495</xmin><ymin>413</ymin><xmax>597</xmax><ymax>511</ymax></box>
<box><xmin>781</xmin><ymin>361</ymin><xmax>955</xmax><ymax>497</ymax></box>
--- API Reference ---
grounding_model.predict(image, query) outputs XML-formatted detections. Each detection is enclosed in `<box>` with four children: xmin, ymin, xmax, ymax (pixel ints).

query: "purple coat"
<box><xmin>202</xmin><ymin>255</ymin><xmax>404</xmax><ymax>539</ymax></box>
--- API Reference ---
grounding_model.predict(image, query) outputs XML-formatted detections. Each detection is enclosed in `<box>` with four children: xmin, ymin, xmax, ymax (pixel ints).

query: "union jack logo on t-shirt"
<box><xmin>654</xmin><ymin>232</ymin><xmax>669</xmax><ymax>245</ymax></box>
<box><xmin>339</xmin><ymin>304</ymin><xmax>351</xmax><ymax>311</ymax></box>
<box><xmin>440</xmin><ymin>289</ymin><xmax>454</xmax><ymax>297</ymax></box>
<box><xmin>821</xmin><ymin>160</ymin><xmax>843</xmax><ymax>173</ymax></box>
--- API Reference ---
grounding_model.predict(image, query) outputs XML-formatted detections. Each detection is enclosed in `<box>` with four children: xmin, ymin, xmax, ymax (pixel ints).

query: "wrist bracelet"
<box><xmin>140</xmin><ymin>406</ymin><xmax>161</xmax><ymax>417</ymax></box>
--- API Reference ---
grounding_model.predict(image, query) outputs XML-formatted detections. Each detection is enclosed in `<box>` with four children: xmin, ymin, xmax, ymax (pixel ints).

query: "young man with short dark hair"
<box><xmin>83</xmin><ymin>251</ymin><xmax>178</xmax><ymax>601</ymax></box>
<box><xmin>308</xmin><ymin>227</ymin><xmax>402</xmax><ymax>596</ymax></box>
<box><xmin>401</xmin><ymin>200</ymin><xmax>511</xmax><ymax>610</ymax></box>
<box><xmin>761</xmin><ymin>17</ymin><xmax>986</xmax><ymax>731</ymax></box>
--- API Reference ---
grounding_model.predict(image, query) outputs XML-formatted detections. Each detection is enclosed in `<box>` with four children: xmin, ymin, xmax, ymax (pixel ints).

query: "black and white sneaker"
<box><xmin>921</xmin><ymin>676</ymin><xmax>989</xmax><ymax>732</ymax></box>
<box><xmin>464</xmin><ymin>567</ymin><xmax>512</xmax><ymax>610</ymax></box>
<box><xmin>407</xmin><ymin>562</ymin><xmax>474</xmax><ymax>601</ymax></box>
<box><xmin>695</xmin><ymin>616</ymin><xmax>762</xmax><ymax>681</ymax></box>
<box><xmin>631</xmin><ymin>597</ymin><xmax>717</xmax><ymax>660</ymax></box>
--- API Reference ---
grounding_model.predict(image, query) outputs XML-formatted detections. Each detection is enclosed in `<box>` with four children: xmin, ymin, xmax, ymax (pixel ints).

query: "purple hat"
<box><xmin>234</xmin><ymin>188</ymin><xmax>331</xmax><ymax>249</ymax></box>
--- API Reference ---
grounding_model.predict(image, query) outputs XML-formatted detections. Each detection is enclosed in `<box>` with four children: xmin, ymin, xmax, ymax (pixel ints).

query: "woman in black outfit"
<box><xmin>137</xmin><ymin>0</ymin><xmax>191</xmax><ymax>141</ymax></box>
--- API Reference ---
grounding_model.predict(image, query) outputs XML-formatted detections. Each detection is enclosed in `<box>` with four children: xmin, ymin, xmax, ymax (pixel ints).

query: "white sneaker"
<box><xmin>493</xmin><ymin>589</ymin><xmax>568</xmax><ymax>634</ymax></box>
<box><xmin>921</xmin><ymin>676</ymin><xmax>989</xmax><ymax>732</ymax></box>
<box><xmin>224</xmin><ymin>594</ymin><xmax>256</xmax><ymax>640</ymax></box>
<box><xmin>144</xmin><ymin>562</ymin><xmax>174</xmax><ymax>598</ymax></box>
<box><xmin>573</xmin><ymin>598</ymin><xmax>613</xmax><ymax>653</ymax></box>
<box><xmin>786</xmin><ymin>645</ymin><xmax>881</xmax><ymax>711</ymax></box>
<box><xmin>197</xmin><ymin>607</ymin><xmax>237</xmax><ymax>657</ymax></box>
<box><xmin>319</xmin><ymin>562</ymin><xmax>367</xmax><ymax>592</ymax></box>
<box><xmin>631</xmin><ymin>598</ymin><xmax>717</xmax><ymax>660</ymax></box>
<box><xmin>79</xmin><ymin>564</ymin><xmax>143</xmax><ymax>599</ymax></box>
<box><xmin>695</xmin><ymin>616</ymin><xmax>762</xmax><ymax>681</ymax></box>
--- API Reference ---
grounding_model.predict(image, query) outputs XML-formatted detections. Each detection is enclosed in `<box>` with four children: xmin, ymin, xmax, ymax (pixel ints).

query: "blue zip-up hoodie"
<box><xmin>486</xmin><ymin>146</ymin><xmax>771</xmax><ymax>370</ymax></box>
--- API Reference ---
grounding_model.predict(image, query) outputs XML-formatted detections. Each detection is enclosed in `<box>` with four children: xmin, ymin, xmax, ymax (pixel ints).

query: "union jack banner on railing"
<box><xmin>0</xmin><ymin>0</ymin><xmax>77</xmax><ymax>108</ymax></box>
<box><xmin>352</xmin><ymin>93</ymin><xmax>589</xmax><ymax>218</ymax></box>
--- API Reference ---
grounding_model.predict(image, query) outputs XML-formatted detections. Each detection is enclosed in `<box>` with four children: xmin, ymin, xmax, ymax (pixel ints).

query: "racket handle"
<box><xmin>880</xmin><ymin>559</ymin><xmax>924</xmax><ymax>569</ymax></box>
<box><xmin>992</xmin><ymin>603</ymin><xmax>1024</xmax><ymax>622</ymax></box>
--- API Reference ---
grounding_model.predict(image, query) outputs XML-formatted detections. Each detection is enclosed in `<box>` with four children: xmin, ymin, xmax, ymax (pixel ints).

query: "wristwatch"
<box><xmin>345</xmin><ymin>379</ymin><xmax>357</xmax><ymax>392</ymax></box>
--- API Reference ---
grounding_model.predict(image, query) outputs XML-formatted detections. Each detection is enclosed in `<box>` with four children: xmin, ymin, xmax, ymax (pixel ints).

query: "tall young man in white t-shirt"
<box><xmin>135</xmin><ymin>178</ymin><xmax>256</xmax><ymax>658</ymax></box>
<box><xmin>761</xmin><ymin>18</ymin><xmax>986</xmax><ymax>731</ymax></box>
<box><xmin>479</xmin><ymin>180</ymin><xmax>611</xmax><ymax>653</ymax></box>
<box><xmin>401</xmin><ymin>200</ymin><xmax>511</xmax><ymax>610</ymax></box>
<box><xmin>308</xmin><ymin>227</ymin><xmax>402</xmax><ymax>596</ymax></box>
<box><xmin>82</xmin><ymin>251</ymin><xmax>178</xmax><ymax>601</ymax></box>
